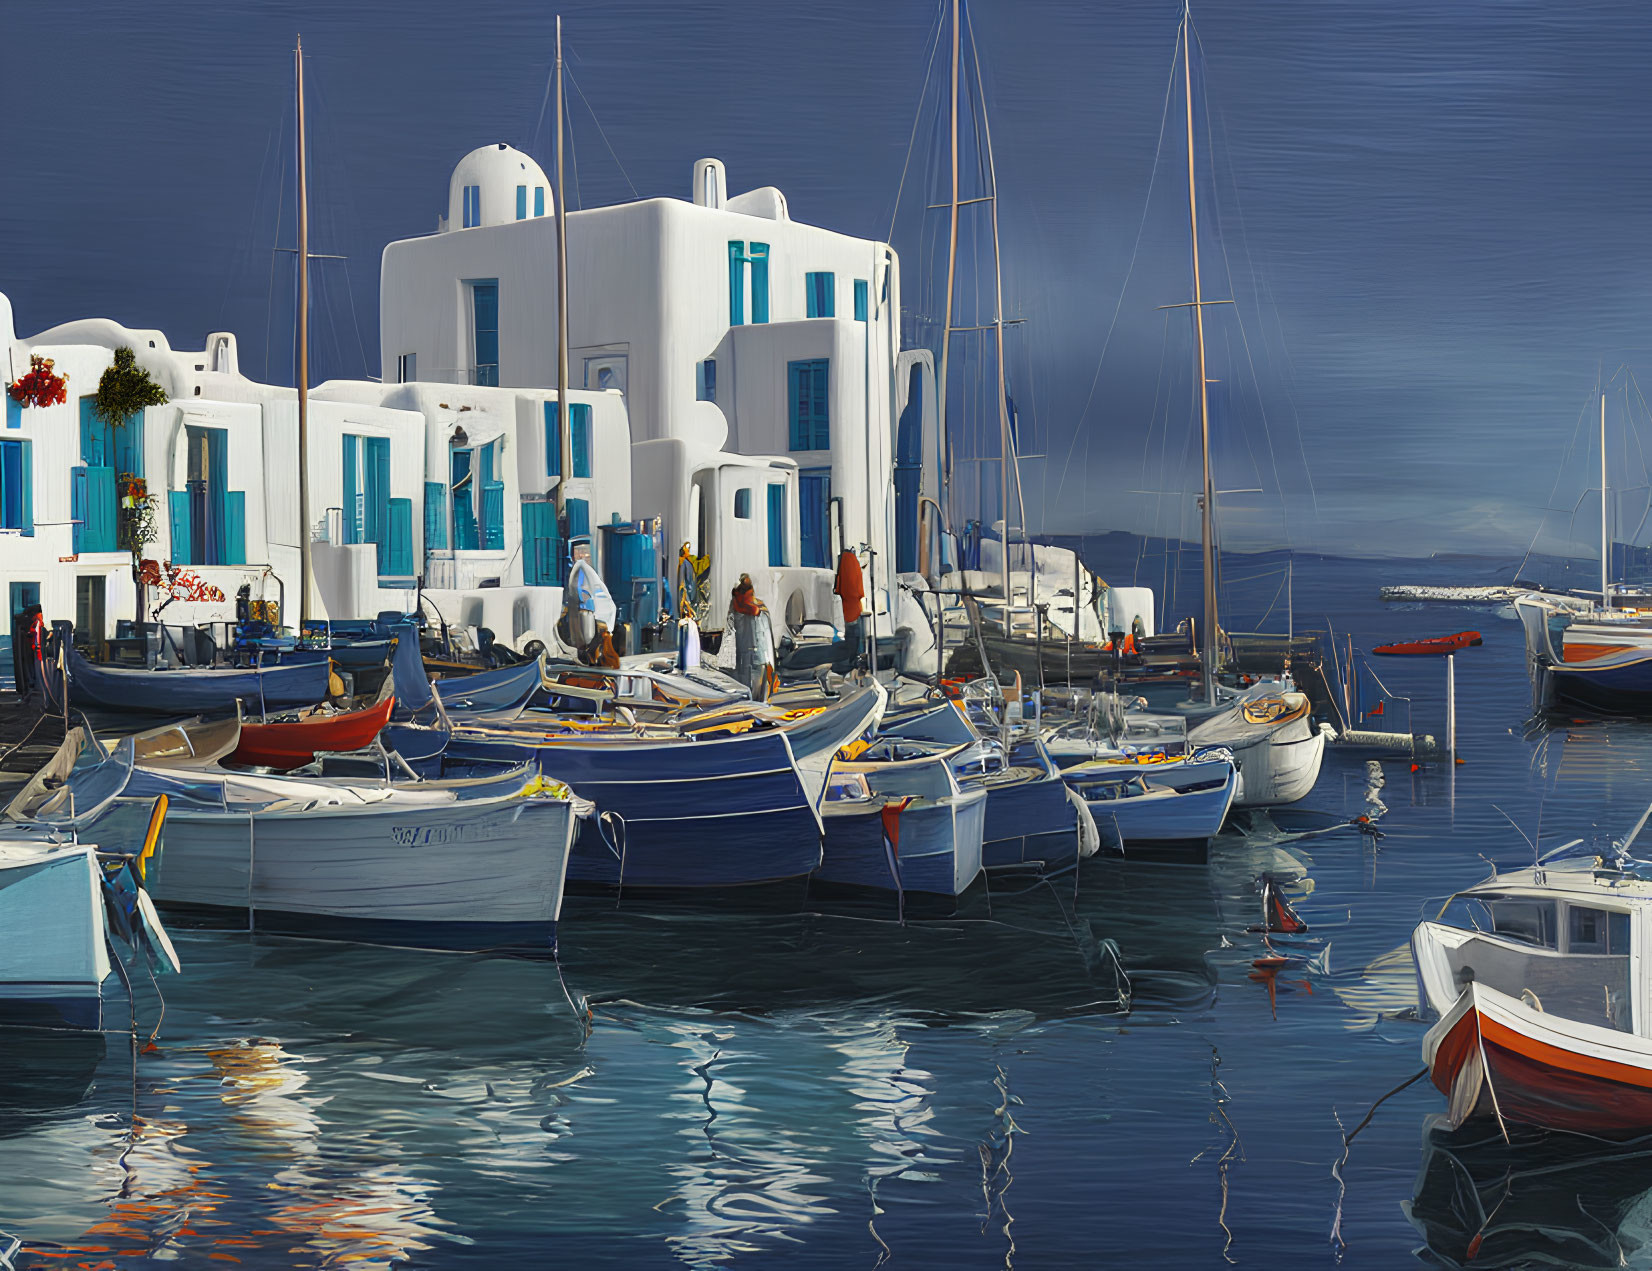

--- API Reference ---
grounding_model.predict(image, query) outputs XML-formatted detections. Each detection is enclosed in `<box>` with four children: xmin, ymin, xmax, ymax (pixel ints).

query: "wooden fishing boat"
<box><xmin>1371</xmin><ymin>631</ymin><xmax>1482</xmax><ymax>656</ymax></box>
<box><xmin>1062</xmin><ymin>757</ymin><xmax>1237</xmax><ymax>864</ymax></box>
<box><xmin>227</xmin><ymin>696</ymin><xmax>395</xmax><ymax>771</ymax></box>
<box><xmin>52</xmin><ymin>622</ymin><xmax>330</xmax><ymax>717</ymax></box>
<box><xmin>1412</xmin><ymin>853</ymin><xmax>1652</xmax><ymax>1135</ymax></box>
<box><xmin>12</xmin><ymin>733</ymin><xmax>582</xmax><ymax>954</ymax></box>
<box><xmin>817</xmin><ymin>748</ymin><xmax>988</xmax><ymax>898</ymax></box>
<box><xmin>1188</xmin><ymin>690</ymin><xmax>1326</xmax><ymax>808</ymax></box>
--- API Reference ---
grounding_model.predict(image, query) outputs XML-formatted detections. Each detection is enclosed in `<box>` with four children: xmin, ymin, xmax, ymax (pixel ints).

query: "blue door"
<box><xmin>799</xmin><ymin>469</ymin><xmax>830</xmax><ymax>570</ymax></box>
<box><xmin>521</xmin><ymin>500</ymin><xmax>560</xmax><ymax>586</ymax></box>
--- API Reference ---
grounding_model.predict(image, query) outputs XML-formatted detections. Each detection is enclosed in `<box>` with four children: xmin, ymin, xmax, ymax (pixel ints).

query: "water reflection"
<box><xmin>1406</xmin><ymin>1116</ymin><xmax>1652</xmax><ymax>1269</ymax></box>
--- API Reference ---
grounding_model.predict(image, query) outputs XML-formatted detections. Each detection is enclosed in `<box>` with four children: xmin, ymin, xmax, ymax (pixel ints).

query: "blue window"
<box><xmin>727</xmin><ymin>241</ymin><xmax>746</xmax><ymax>326</ymax></box>
<box><xmin>854</xmin><ymin>279</ymin><xmax>869</xmax><ymax>322</ymax></box>
<box><xmin>463</xmin><ymin>184</ymin><xmax>481</xmax><ymax>228</ymax></box>
<box><xmin>734</xmin><ymin>488</ymin><xmax>751</xmax><ymax>519</ymax></box>
<box><xmin>424</xmin><ymin>481</ymin><xmax>448</xmax><ymax>551</ymax></box>
<box><xmin>545</xmin><ymin>402</ymin><xmax>592</xmax><ymax>479</ymax></box>
<box><xmin>0</xmin><ymin>439</ymin><xmax>33</xmax><ymax>536</ymax></box>
<box><xmin>516</xmin><ymin>185</ymin><xmax>528</xmax><ymax>220</ymax></box>
<box><xmin>472</xmin><ymin>280</ymin><xmax>499</xmax><ymax>386</ymax></box>
<box><xmin>5</xmin><ymin>396</ymin><xmax>19</xmax><ymax>429</ymax></box>
<box><xmin>534</xmin><ymin>186</ymin><xmax>546</xmax><ymax>217</ymax></box>
<box><xmin>340</xmin><ymin>433</ymin><xmax>391</xmax><ymax>570</ymax></box>
<box><xmin>225</xmin><ymin>491</ymin><xmax>246</xmax><ymax>566</ymax></box>
<box><xmin>750</xmin><ymin>243</ymin><xmax>769</xmax><ymax>324</ymax></box>
<box><xmin>806</xmin><ymin>272</ymin><xmax>835</xmax><ymax>319</ymax></box>
<box><xmin>697</xmin><ymin>359</ymin><xmax>717</xmax><ymax>402</ymax></box>
<box><xmin>788</xmin><ymin>359</ymin><xmax>830</xmax><ymax>450</ymax></box>
<box><xmin>767</xmin><ymin>484</ymin><xmax>786</xmax><ymax>567</ymax></box>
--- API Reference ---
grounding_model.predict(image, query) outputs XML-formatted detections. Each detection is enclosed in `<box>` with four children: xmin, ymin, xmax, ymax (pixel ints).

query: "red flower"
<box><xmin>6</xmin><ymin>354</ymin><xmax>69</xmax><ymax>409</ymax></box>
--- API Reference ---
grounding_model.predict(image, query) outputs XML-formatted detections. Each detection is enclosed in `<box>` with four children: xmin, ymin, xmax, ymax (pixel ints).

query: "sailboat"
<box><xmin>1517</xmin><ymin>390</ymin><xmax>1652</xmax><ymax>713</ymax></box>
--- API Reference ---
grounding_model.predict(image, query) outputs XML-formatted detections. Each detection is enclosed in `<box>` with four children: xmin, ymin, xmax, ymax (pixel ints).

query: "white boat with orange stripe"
<box><xmin>1412</xmin><ymin>846</ymin><xmax>1652</xmax><ymax>1135</ymax></box>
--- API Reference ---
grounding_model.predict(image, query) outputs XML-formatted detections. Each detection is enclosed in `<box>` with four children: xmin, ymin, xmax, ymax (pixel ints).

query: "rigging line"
<box><xmin>1196</xmin><ymin>31</ymin><xmax>1320</xmax><ymax>531</ymax></box>
<box><xmin>219</xmin><ymin>108</ymin><xmax>283</xmax><ymax>335</ymax></box>
<box><xmin>304</xmin><ymin>61</ymin><xmax>373</xmax><ymax>379</ymax></box>
<box><xmin>1191</xmin><ymin>27</ymin><xmax>1295</xmax><ymax>550</ymax></box>
<box><xmin>1518</xmin><ymin>381</ymin><xmax>1597</xmax><ymax>578</ymax></box>
<box><xmin>887</xmin><ymin>3</ymin><xmax>946</xmax><ymax>245</ymax></box>
<box><xmin>264</xmin><ymin>103</ymin><xmax>290</xmax><ymax>386</ymax></box>
<box><xmin>1054</xmin><ymin>33</ymin><xmax>1184</xmax><ymax>515</ymax></box>
<box><xmin>565</xmin><ymin>66</ymin><xmax>639</xmax><ymax>201</ymax></box>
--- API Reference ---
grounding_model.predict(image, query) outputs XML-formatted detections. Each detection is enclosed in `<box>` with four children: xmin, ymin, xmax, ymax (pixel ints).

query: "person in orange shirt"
<box><xmin>832</xmin><ymin>549</ymin><xmax>866</xmax><ymax>674</ymax></box>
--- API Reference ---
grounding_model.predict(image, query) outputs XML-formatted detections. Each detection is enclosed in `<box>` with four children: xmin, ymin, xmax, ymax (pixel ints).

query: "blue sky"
<box><xmin>4</xmin><ymin>0</ymin><xmax>1650</xmax><ymax>558</ymax></box>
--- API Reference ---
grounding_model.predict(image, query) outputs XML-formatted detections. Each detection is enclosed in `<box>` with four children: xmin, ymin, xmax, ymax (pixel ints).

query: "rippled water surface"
<box><xmin>8</xmin><ymin>553</ymin><xmax>1652</xmax><ymax>1268</ymax></box>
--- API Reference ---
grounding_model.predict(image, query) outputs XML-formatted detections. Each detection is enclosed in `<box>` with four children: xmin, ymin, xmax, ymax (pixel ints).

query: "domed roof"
<box><xmin>446</xmin><ymin>143</ymin><xmax>552</xmax><ymax>231</ymax></box>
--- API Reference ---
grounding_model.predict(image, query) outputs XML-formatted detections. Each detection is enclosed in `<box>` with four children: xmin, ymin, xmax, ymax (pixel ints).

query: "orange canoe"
<box><xmin>1372</xmin><ymin>631</ymin><xmax>1482</xmax><ymax>657</ymax></box>
<box><xmin>228</xmin><ymin>697</ymin><xmax>395</xmax><ymax>770</ymax></box>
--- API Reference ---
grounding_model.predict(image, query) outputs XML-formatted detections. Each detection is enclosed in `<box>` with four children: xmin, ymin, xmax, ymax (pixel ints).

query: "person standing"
<box><xmin>728</xmin><ymin>573</ymin><xmax>773</xmax><ymax>696</ymax></box>
<box><xmin>832</xmin><ymin>548</ymin><xmax>866</xmax><ymax>674</ymax></box>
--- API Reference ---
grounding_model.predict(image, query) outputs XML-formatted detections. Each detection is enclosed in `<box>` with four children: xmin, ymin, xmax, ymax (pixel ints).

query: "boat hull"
<box><xmin>227</xmin><ymin>698</ymin><xmax>395</xmax><ymax>770</ymax></box>
<box><xmin>976</xmin><ymin>744</ymin><xmax>1080</xmax><ymax>870</ymax></box>
<box><xmin>818</xmin><ymin>789</ymin><xmax>987</xmax><ymax>896</ymax></box>
<box><xmin>1425</xmin><ymin>981</ymin><xmax>1652</xmax><ymax>1136</ymax></box>
<box><xmin>141</xmin><ymin>796</ymin><xmax>575</xmax><ymax>954</ymax></box>
<box><xmin>57</xmin><ymin>627</ymin><xmax>330</xmax><ymax>717</ymax></box>
<box><xmin>1065</xmin><ymin>767</ymin><xmax>1236</xmax><ymax>864</ymax></box>
<box><xmin>0</xmin><ymin>842</ymin><xmax>112</xmax><ymax>1030</ymax></box>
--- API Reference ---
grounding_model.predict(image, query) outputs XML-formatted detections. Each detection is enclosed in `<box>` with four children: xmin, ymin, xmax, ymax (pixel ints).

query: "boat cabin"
<box><xmin>1414</xmin><ymin>861</ymin><xmax>1649</xmax><ymax>1036</ymax></box>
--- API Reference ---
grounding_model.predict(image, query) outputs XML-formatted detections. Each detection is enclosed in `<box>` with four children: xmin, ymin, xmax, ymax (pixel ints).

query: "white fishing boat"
<box><xmin>1189</xmin><ymin>691</ymin><xmax>1327</xmax><ymax>808</ymax></box>
<box><xmin>1411</xmin><ymin>831</ymin><xmax>1652</xmax><ymax>1135</ymax></box>
<box><xmin>9</xmin><ymin>733</ymin><xmax>586</xmax><ymax>954</ymax></box>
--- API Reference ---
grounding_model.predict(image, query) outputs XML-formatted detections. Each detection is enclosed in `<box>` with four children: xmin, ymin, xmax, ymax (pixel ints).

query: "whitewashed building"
<box><xmin>379</xmin><ymin>145</ymin><xmax>940</xmax><ymax>630</ymax></box>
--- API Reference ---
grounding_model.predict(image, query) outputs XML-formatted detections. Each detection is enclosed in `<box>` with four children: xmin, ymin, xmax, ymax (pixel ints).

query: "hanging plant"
<box><xmin>93</xmin><ymin>346</ymin><xmax>168</xmax><ymax>424</ymax></box>
<box><xmin>6</xmin><ymin>354</ymin><xmax>68</xmax><ymax>409</ymax></box>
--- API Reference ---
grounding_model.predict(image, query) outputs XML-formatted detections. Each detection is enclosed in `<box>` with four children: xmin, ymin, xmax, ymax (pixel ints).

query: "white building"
<box><xmin>380</xmin><ymin>146</ymin><xmax>940</xmax><ymax>629</ymax></box>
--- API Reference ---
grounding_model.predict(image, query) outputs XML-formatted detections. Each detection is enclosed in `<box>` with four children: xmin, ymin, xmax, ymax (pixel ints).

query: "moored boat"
<box><xmin>227</xmin><ymin>695</ymin><xmax>395</xmax><ymax>770</ymax></box>
<box><xmin>1412</xmin><ymin>852</ymin><xmax>1652</xmax><ymax>1135</ymax></box>
<box><xmin>1062</xmin><ymin>757</ymin><xmax>1236</xmax><ymax>864</ymax></box>
<box><xmin>1188</xmin><ymin>690</ymin><xmax>1326</xmax><ymax>808</ymax></box>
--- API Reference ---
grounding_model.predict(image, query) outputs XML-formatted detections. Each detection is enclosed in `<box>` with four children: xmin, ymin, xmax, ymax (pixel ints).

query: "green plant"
<box><xmin>118</xmin><ymin>475</ymin><xmax>159</xmax><ymax>623</ymax></box>
<box><xmin>93</xmin><ymin>347</ymin><xmax>168</xmax><ymax>425</ymax></box>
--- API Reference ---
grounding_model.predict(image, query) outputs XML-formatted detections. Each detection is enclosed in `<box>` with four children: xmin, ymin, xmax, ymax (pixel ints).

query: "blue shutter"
<box><xmin>544</xmin><ymin>401</ymin><xmax>561</xmax><ymax>476</ymax></box>
<box><xmin>767</xmin><ymin>484</ymin><xmax>786</xmax><ymax>567</ymax></box>
<box><xmin>0</xmin><ymin>441</ymin><xmax>20</xmax><ymax>531</ymax></box>
<box><xmin>385</xmin><ymin>498</ymin><xmax>413</xmax><ymax>577</ymax></box>
<box><xmin>85</xmin><ymin>467</ymin><xmax>116</xmax><ymax>553</ymax></box>
<box><xmin>727</xmin><ymin>242</ymin><xmax>745</xmax><ymax>326</ymax></box>
<box><xmin>424</xmin><ymin>481</ymin><xmax>447</xmax><ymax>550</ymax></box>
<box><xmin>363</xmin><ymin>436</ymin><xmax>391</xmax><ymax>571</ymax></box>
<box><xmin>5</xmin><ymin>396</ymin><xmax>19</xmax><ymax>429</ymax></box>
<box><xmin>854</xmin><ymin>279</ymin><xmax>869</xmax><ymax>322</ymax></box>
<box><xmin>750</xmin><ymin>243</ymin><xmax>769</xmax><ymax>323</ymax></box>
<box><xmin>207</xmin><ymin>428</ymin><xmax>228</xmax><ymax>565</ymax></box>
<box><xmin>568</xmin><ymin>497</ymin><xmax>590</xmax><ymax>541</ymax></box>
<box><xmin>534</xmin><ymin>187</ymin><xmax>545</xmax><ymax>217</ymax></box>
<box><xmin>115</xmin><ymin>412</ymin><xmax>144</xmax><ymax>477</ymax></box>
<box><xmin>697</xmin><ymin>359</ymin><xmax>716</xmax><ymax>402</ymax></box>
<box><xmin>341</xmin><ymin>434</ymin><xmax>360</xmax><ymax>544</ymax></box>
<box><xmin>521</xmin><ymin>500</ymin><xmax>560</xmax><ymax>586</ymax></box>
<box><xmin>18</xmin><ymin>441</ymin><xmax>31</xmax><ymax>538</ymax></box>
<box><xmin>572</xmin><ymin>404</ymin><xmax>591</xmax><ymax>479</ymax></box>
<box><xmin>788</xmin><ymin>363</ymin><xmax>804</xmax><ymax>450</ymax></box>
<box><xmin>516</xmin><ymin>185</ymin><xmax>528</xmax><ymax>220</ymax></box>
<box><xmin>224</xmin><ymin>491</ymin><xmax>246</xmax><ymax>565</ymax></box>
<box><xmin>79</xmin><ymin>397</ymin><xmax>110</xmax><ymax>467</ymax></box>
<box><xmin>809</xmin><ymin>360</ymin><xmax>829</xmax><ymax>448</ymax></box>
<box><xmin>451</xmin><ymin>449</ymin><xmax>477</xmax><ymax>550</ymax></box>
<box><xmin>479</xmin><ymin>441</ymin><xmax>503</xmax><ymax>550</ymax></box>
<box><xmin>71</xmin><ymin>466</ymin><xmax>86</xmax><ymax>554</ymax></box>
<box><xmin>168</xmin><ymin>489</ymin><xmax>192</xmax><ymax>565</ymax></box>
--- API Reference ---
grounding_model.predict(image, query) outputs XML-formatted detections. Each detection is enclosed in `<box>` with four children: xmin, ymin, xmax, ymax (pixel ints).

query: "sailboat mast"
<box><xmin>1182</xmin><ymin>7</ymin><xmax>1218</xmax><ymax>705</ymax></box>
<box><xmin>1602</xmin><ymin>391</ymin><xmax>1611</xmax><ymax>612</ymax></box>
<box><xmin>553</xmin><ymin>16</ymin><xmax>572</xmax><ymax>531</ymax></box>
<box><xmin>937</xmin><ymin>0</ymin><xmax>961</xmax><ymax>533</ymax></box>
<box><xmin>975</xmin><ymin>23</ymin><xmax>1013</xmax><ymax>620</ymax></box>
<box><xmin>295</xmin><ymin>36</ymin><xmax>314</xmax><ymax>628</ymax></box>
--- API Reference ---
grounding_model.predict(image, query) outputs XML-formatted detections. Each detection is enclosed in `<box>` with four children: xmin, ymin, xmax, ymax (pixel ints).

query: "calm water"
<box><xmin>7</xmin><ymin>551</ymin><xmax>1652</xmax><ymax>1268</ymax></box>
